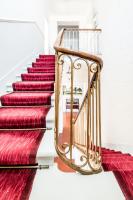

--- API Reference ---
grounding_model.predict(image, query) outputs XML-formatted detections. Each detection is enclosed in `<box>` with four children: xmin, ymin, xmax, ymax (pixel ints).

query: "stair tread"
<box><xmin>0</xmin><ymin>130</ymin><xmax>44</xmax><ymax>165</ymax></box>
<box><xmin>21</xmin><ymin>73</ymin><xmax>55</xmax><ymax>81</ymax></box>
<box><xmin>1</xmin><ymin>92</ymin><xmax>52</xmax><ymax>106</ymax></box>
<box><xmin>13</xmin><ymin>81</ymin><xmax>54</xmax><ymax>91</ymax></box>
<box><xmin>0</xmin><ymin>107</ymin><xmax>50</xmax><ymax>129</ymax></box>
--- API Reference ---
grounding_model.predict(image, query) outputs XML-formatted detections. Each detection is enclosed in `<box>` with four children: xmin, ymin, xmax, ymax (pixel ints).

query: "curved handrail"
<box><xmin>54</xmin><ymin>28</ymin><xmax>103</xmax><ymax>175</ymax></box>
<box><xmin>54</xmin><ymin>28</ymin><xmax>103</xmax><ymax>69</ymax></box>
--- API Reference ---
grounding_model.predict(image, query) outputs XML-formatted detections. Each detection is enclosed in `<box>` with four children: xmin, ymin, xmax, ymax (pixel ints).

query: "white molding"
<box><xmin>0</xmin><ymin>18</ymin><xmax>44</xmax><ymax>39</ymax></box>
<box><xmin>0</xmin><ymin>53</ymin><xmax>37</xmax><ymax>82</ymax></box>
<box><xmin>0</xmin><ymin>18</ymin><xmax>35</xmax><ymax>23</ymax></box>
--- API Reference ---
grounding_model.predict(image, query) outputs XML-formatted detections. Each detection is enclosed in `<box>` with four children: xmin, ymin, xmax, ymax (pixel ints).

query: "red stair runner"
<box><xmin>32</xmin><ymin>62</ymin><xmax>55</xmax><ymax>68</ymax></box>
<box><xmin>0</xmin><ymin>130</ymin><xmax>44</xmax><ymax>165</ymax></box>
<box><xmin>0</xmin><ymin>169</ymin><xmax>36</xmax><ymax>200</ymax></box>
<box><xmin>1</xmin><ymin>92</ymin><xmax>52</xmax><ymax>106</ymax></box>
<box><xmin>21</xmin><ymin>73</ymin><xmax>55</xmax><ymax>81</ymax></box>
<box><xmin>39</xmin><ymin>55</ymin><xmax>55</xmax><ymax>59</ymax></box>
<box><xmin>13</xmin><ymin>81</ymin><xmax>54</xmax><ymax>91</ymax></box>
<box><xmin>0</xmin><ymin>53</ymin><xmax>55</xmax><ymax>200</ymax></box>
<box><xmin>28</xmin><ymin>67</ymin><xmax>55</xmax><ymax>73</ymax></box>
<box><xmin>36</xmin><ymin>58</ymin><xmax>55</xmax><ymax>63</ymax></box>
<box><xmin>0</xmin><ymin>107</ymin><xmax>49</xmax><ymax>129</ymax></box>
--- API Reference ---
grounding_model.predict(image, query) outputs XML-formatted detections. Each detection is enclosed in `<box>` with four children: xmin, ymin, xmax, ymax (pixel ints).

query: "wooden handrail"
<box><xmin>54</xmin><ymin>28</ymin><xmax>103</xmax><ymax>69</ymax></box>
<box><xmin>60</xmin><ymin>28</ymin><xmax>102</xmax><ymax>31</ymax></box>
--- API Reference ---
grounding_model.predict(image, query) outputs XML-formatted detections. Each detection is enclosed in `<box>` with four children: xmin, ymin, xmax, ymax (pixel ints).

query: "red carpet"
<box><xmin>102</xmin><ymin>148</ymin><xmax>133</xmax><ymax>199</ymax></box>
<box><xmin>39</xmin><ymin>55</ymin><xmax>55</xmax><ymax>59</ymax></box>
<box><xmin>32</xmin><ymin>62</ymin><xmax>55</xmax><ymax>68</ymax></box>
<box><xmin>0</xmin><ymin>52</ymin><xmax>133</xmax><ymax>200</ymax></box>
<box><xmin>0</xmin><ymin>169</ymin><xmax>36</xmax><ymax>200</ymax></box>
<box><xmin>1</xmin><ymin>92</ymin><xmax>52</xmax><ymax>106</ymax></box>
<box><xmin>36</xmin><ymin>57</ymin><xmax>55</xmax><ymax>61</ymax></box>
<box><xmin>0</xmin><ymin>107</ymin><xmax>49</xmax><ymax>129</ymax></box>
<box><xmin>28</xmin><ymin>67</ymin><xmax>55</xmax><ymax>73</ymax></box>
<box><xmin>114</xmin><ymin>171</ymin><xmax>133</xmax><ymax>200</ymax></box>
<box><xmin>13</xmin><ymin>81</ymin><xmax>54</xmax><ymax>91</ymax></box>
<box><xmin>0</xmin><ymin>54</ymin><xmax>55</xmax><ymax>199</ymax></box>
<box><xmin>0</xmin><ymin>130</ymin><xmax>44</xmax><ymax>165</ymax></box>
<box><xmin>21</xmin><ymin>73</ymin><xmax>55</xmax><ymax>81</ymax></box>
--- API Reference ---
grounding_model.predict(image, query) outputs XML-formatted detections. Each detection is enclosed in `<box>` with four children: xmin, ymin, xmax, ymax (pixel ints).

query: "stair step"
<box><xmin>21</xmin><ymin>73</ymin><xmax>55</xmax><ymax>81</ymax></box>
<box><xmin>0</xmin><ymin>92</ymin><xmax>52</xmax><ymax>106</ymax></box>
<box><xmin>0</xmin><ymin>129</ymin><xmax>44</xmax><ymax>165</ymax></box>
<box><xmin>32</xmin><ymin>62</ymin><xmax>55</xmax><ymax>68</ymax></box>
<box><xmin>39</xmin><ymin>55</ymin><xmax>55</xmax><ymax>59</ymax></box>
<box><xmin>0</xmin><ymin>107</ymin><xmax>50</xmax><ymax>129</ymax></box>
<box><xmin>12</xmin><ymin>81</ymin><xmax>54</xmax><ymax>91</ymax></box>
<box><xmin>28</xmin><ymin>67</ymin><xmax>55</xmax><ymax>73</ymax></box>
<box><xmin>36</xmin><ymin>58</ymin><xmax>55</xmax><ymax>63</ymax></box>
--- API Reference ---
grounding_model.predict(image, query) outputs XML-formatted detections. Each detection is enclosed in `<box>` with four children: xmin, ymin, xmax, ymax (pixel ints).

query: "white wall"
<box><xmin>93</xmin><ymin>0</ymin><xmax>133</xmax><ymax>154</ymax></box>
<box><xmin>0</xmin><ymin>0</ymin><xmax>49</xmax><ymax>34</ymax></box>
<box><xmin>0</xmin><ymin>21</ymin><xmax>44</xmax><ymax>95</ymax></box>
<box><xmin>0</xmin><ymin>0</ymin><xmax>50</xmax><ymax>94</ymax></box>
<box><xmin>0</xmin><ymin>0</ymin><xmax>52</xmax><ymax>54</ymax></box>
<box><xmin>47</xmin><ymin>0</ymin><xmax>94</xmax><ymax>53</ymax></box>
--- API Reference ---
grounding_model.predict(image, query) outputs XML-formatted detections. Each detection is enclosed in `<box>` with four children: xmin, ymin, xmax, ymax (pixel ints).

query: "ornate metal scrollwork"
<box><xmin>73</xmin><ymin>57</ymin><xmax>89</xmax><ymax>70</ymax></box>
<box><xmin>55</xmin><ymin>53</ymin><xmax>102</xmax><ymax>175</ymax></box>
<box><xmin>90</xmin><ymin>62</ymin><xmax>98</xmax><ymax>73</ymax></box>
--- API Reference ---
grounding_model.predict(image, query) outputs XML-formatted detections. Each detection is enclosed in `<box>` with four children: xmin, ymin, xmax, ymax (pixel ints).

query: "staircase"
<box><xmin>0</xmin><ymin>54</ymin><xmax>56</xmax><ymax>168</ymax></box>
<box><xmin>0</xmin><ymin>28</ymin><xmax>132</xmax><ymax>200</ymax></box>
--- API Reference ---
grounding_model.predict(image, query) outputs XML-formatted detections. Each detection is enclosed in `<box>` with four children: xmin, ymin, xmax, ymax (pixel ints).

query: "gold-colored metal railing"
<box><xmin>54</xmin><ymin>28</ymin><xmax>103</xmax><ymax>175</ymax></box>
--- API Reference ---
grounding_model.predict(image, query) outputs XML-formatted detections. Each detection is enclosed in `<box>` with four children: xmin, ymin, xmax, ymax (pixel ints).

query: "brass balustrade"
<box><xmin>54</xmin><ymin>28</ymin><xmax>103</xmax><ymax>175</ymax></box>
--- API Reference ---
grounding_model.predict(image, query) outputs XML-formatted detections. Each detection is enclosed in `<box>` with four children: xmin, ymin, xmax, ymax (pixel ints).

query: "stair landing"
<box><xmin>30</xmin><ymin>166</ymin><xmax>124</xmax><ymax>200</ymax></box>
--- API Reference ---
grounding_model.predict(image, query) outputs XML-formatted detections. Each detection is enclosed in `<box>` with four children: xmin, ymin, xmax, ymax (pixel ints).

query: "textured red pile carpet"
<box><xmin>0</xmin><ymin>130</ymin><xmax>44</xmax><ymax>165</ymax></box>
<box><xmin>0</xmin><ymin>107</ymin><xmax>49</xmax><ymax>129</ymax></box>
<box><xmin>28</xmin><ymin>67</ymin><xmax>55</xmax><ymax>73</ymax></box>
<box><xmin>1</xmin><ymin>92</ymin><xmax>52</xmax><ymax>106</ymax></box>
<box><xmin>0</xmin><ymin>169</ymin><xmax>36</xmax><ymax>200</ymax></box>
<box><xmin>36</xmin><ymin>58</ymin><xmax>55</xmax><ymax>63</ymax></box>
<box><xmin>13</xmin><ymin>81</ymin><xmax>54</xmax><ymax>91</ymax></box>
<box><xmin>0</xmin><ymin>54</ymin><xmax>55</xmax><ymax>200</ymax></box>
<box><xmin>21</xmin><ymin>73</ymin><xmax>55</xmax><ymax>81</ymax></box>
<box><xmin>32</xmin><ymin>62</ymin><xmax>55</xmax><ymax>68</ymax></box>
<box><xmin>102</xmin><ymin>148</ymin><xmax>133</xmax><ymax>200</ymax></box>
<box><xmin>39</xmin><ymin>55</ymin><xmax>55</xmax><ymax>59</ymax></box>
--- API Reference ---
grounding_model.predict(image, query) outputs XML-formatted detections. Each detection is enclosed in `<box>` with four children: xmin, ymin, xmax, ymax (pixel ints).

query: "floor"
<box><xmin>30</xmin><ymin>165</ymin><xmax>124</xmax><ymax>200</ymax></box>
